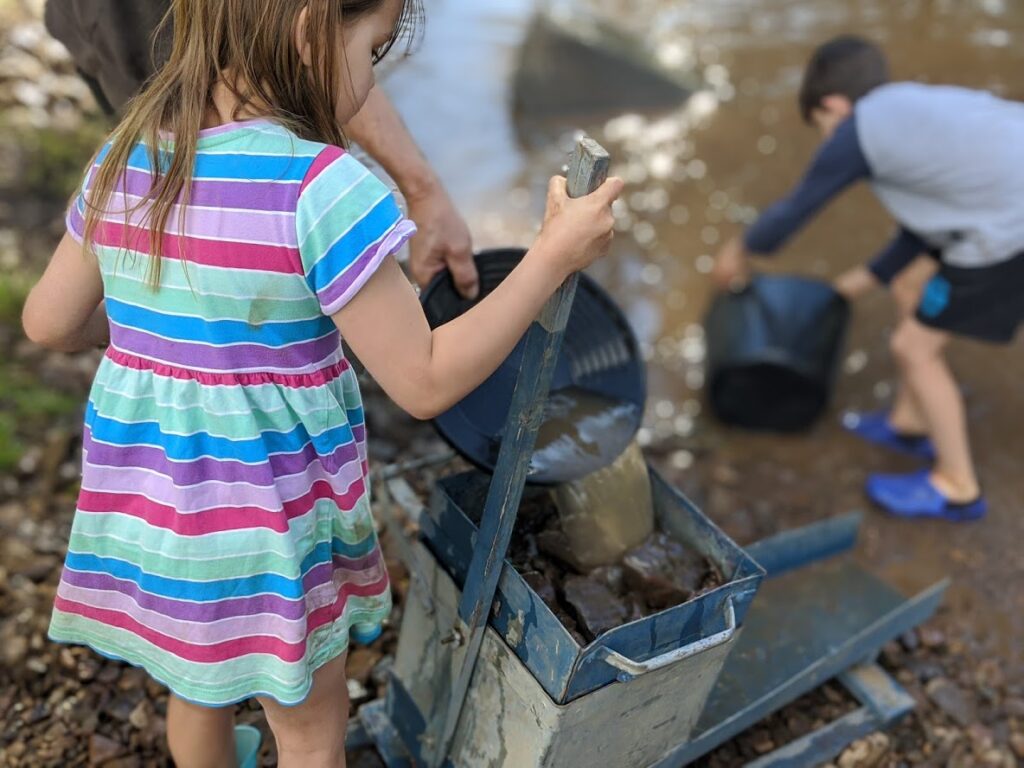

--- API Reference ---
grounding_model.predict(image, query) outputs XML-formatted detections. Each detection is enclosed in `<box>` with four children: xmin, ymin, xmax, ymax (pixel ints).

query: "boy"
<box><xmin>713</xmin><ymin>35</ymin><xmax>1024</xmax><ymax>521</ymax></box>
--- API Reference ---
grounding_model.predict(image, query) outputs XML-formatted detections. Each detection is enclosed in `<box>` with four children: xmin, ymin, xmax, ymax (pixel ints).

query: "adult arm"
<box><xmin>345</xmin><ymin>86</ymin><xmax>479</xmax><ymax>298</ymax></box>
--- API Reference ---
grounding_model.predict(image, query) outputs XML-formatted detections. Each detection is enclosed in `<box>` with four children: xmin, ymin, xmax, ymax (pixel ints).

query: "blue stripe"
<box><xmin>65</xmin><ymin>552</ymin><xmax>306</xmax><ymax>600</ymax></box>
<box><xmin>86</xmin><ymin>404</ymin><xmax>355</xmax><ymax>463</ymax></box>
<box><xmin>105</xmin><ymin>298</ymin><xmax>330</xmax><ymax>348</ymax></box>
<box><xmin>66</xmin><ymin>537</ymin><xmax>376</xmax><ymax>603</ymax></box>
<box><xmin>307</xmin><ymin>196</ymin><xmax>401</xmax><ymax>293</ymax></box>
<box><xmin>107</xmin><ymin>143</ymin><xmax>314</xmax><ymax>183</ymax></box>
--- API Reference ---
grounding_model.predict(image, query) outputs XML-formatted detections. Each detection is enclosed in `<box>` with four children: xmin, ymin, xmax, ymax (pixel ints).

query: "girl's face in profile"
<box><xmin>331</xmin><ymin>0</ymin><xmax>407</xmax><ymax>124</ymax></box>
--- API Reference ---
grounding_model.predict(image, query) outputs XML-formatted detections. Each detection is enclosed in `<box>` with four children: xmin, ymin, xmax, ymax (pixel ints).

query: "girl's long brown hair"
<box><xmin>82</xmin><ymin>0</ymin><xmax>417</xmax><ymax>286</ymax></box>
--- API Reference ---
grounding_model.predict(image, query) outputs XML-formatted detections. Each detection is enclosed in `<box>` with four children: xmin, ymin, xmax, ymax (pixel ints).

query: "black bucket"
<box><xmin>704</xmin><ymin>274</ymin><xmax>850</xmax><ymax>432</ymax></box>
<box><xmin>421</xmin><ymin>249</ymin><xmax>647</xmax><ymax>485</ymax></box>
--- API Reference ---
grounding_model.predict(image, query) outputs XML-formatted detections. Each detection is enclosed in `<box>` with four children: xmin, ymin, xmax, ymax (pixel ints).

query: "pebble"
<box><xmin>927</xmin><ymin>677</ymin><xmax>977</xmax><ymax>727</ymax></box>
<box><xmin>919</xmin><ymin>626</ymin><xmax>947</xmax><ymax>649</ymax></box>
<box><xmin>1010</xmin><ymin>733</ymin><xmax>1024</xmax><ymax>759</ymax></box>
<box><xmin>838</xmin><ymin>732</ymin><xmax>890</xmax><ymax>768</ymax></box>
<box><xmin>128</xmin><ymin>701</ymin><xmax>151</xmax><ymax>731</ymax></box>
<box><xmin>88</xmin><ymin>734</ymin><xmax>125</xmax><ymax>765</ymax></box>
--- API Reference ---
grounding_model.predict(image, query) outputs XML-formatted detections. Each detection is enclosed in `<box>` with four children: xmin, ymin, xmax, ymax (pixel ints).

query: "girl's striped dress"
<box><xmin>49</xmin><ymin>119</ymin><xmax>415</xmax><ymax>706</ymax></box>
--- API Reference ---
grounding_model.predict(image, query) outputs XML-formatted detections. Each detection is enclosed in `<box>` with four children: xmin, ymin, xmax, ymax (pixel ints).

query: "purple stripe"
<box><xmin>84</xmin><ymin>428</ymin><xmax>364</xmax><ymax>487</ymax></box>
<box><xmin>67</xmin><ymin>205</ymin><xmax>86</xmax><ymax>240</ymax></box>
<box><xmin>83</xmin><ymin>428</ymin><xmax>361</xmax><ymax>486</ymax></box>
<box><xmin>110</xmin><ymin>190</ymin><xmax>296</xmax><ymax>245</ymax></box>
<box><xmin>59</xmin><ymin>551</ymin><xmax>383</xmax><ymax>624</ymax></box>
<box><xmin>319</xmin><ymin>220</ymin><xmax>416</xmax><ymax>313</ymax></box>
<box><xmin>115</xmin><ymin>167</ymin><xmax>299</xmax><ymax>212</ymax></box>
<box><xmin>109</xmin><ymin>322</ymin><xmax>340</xmax><ymax>372</ymax></box>
<box><xmin>58</xmin><ymin>582</ymin><xmax>311</xmax><ymax>643</ymax></box>
<box><xmin>61</xmin><ymin>568</ymin><xmax>308</xmax><ymax>621</ymax></box>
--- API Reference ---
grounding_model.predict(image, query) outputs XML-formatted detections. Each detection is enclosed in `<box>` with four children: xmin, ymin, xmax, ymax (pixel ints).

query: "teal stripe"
<box><xmin>106</xmin><ymin>297</ymin><xmax>331</xmax><ymax>347</ymax></box>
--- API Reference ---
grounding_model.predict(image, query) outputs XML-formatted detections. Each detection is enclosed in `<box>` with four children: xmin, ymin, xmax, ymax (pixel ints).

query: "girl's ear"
<box><xmin>294</xmin><ymin>6</ymin><xmax>313</xmax><ymax>68</ymax></box>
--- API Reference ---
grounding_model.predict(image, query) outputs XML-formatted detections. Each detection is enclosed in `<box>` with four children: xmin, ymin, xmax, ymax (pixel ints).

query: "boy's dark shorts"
<box><xmin>917</xmin><ymin>252</ymin><xmax>1024</xmax><ymax>344</ymax></box>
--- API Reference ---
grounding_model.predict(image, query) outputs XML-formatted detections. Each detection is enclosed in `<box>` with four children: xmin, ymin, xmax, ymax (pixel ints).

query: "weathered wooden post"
<box><xmin>425</xmin><ymin>137</ymin><xmax>611</xmax><ymax>768</ymax></box>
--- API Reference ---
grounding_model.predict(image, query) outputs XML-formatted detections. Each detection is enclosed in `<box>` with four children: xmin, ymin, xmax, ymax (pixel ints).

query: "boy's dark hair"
<box><xmin>798</xmin><ymin>36</ymin><xmax>890</xmax><ymax>123</ymax></box>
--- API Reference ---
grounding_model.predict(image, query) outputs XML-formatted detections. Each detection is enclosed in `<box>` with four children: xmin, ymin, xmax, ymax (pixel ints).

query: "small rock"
<box><xmin>752</xmin><ymin>736</ymin><xmax>775</xmax><ymax>754</ymax></box>
<box><xmin>562</xmin><ymin>575</ymin><xmax>628</xmax><ymax>640</ymax></box>
<box><xmin>6</xmin><ymin>741</ymin><xmax>26</xmax><ymax>759</ymax></box>
<box><xmin>974</xmin><ymin>659</ymin><xmax>1005</xmax><ymax>691</ymax></box>
<box><xmin>3</xmin><ymin>635</ymin><xmax>29</xmax><ymax>666</ymax></box>
<box><xmin>900</xmin><ymin>629</ymin><xmax>920</xmax><ymax>651</ymax></box>
<box><xmin>107</xmin><ymin>696</ymin><xmax>136</xmax><ymax>723</ymax></box>
<box><xmin>838</xmin><ymin>732</ymin><xmax>890</xmax><ymax>768</ymax></box>
<box><xmin>919</xmin><ymin>626</ymin><xmax>946</xmax><ymax>649</ymax></box>
<box><xmin>88</xmin><ymin>733</ymin><xmax>125</xmax><ymax>765</ymax></box>
<box><xmin>1010</xmin><ymin>733</ymin><xmax>1024</xmax><ymax>760</ymax></box>
<box><xmin>522</xmin><ymin>571</ymin><xmax>559</xmax><ymax>608</ymax></box>
<box><xmin>1004</xmin><ymin>697</ymin><xmax>1024</xmax><ymax>718</ymax></box>
<box><xmin>968</xmin><ymin>723</ymin><xmax>995</xmax><ymax>751</ymax></box>
<box><xmin>927</xmin><ymin>677</ymin><xmax>977</xmax><ymax>727</ymax></box>
<box><xmin>907</xmin><ymin>658</ymin><xmax>945</xmax><ymax>683</ymax></box>
<box><xmin>128</xmin><ymin>700</ymin><xmax>151</xmax><ymax>730</ymax></box>
<box><xmin>347</xmin><ymin>679</ymin><xmax>370</xmax><ymax>704</ymax></box>
<box><xmin>26</xmin><ymin>656</ymin><xmax>48</xmax><ymax>674</ymax></box>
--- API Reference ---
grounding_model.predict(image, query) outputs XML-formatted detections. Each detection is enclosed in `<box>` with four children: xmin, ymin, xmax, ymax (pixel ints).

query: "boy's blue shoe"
<box><xmin>866</xmin><ymin>470</ymin><xmax>987</xmax><ymax>522</ymax></box>
<box><xmin>235</xmin><ymin>724</ymin><xmax>262</xmax><ymax>768</ymax></box>
<box><xmin>842</xmin><ymin>410</ymin><xmax>936</xmax><ymax>461</ymax></box>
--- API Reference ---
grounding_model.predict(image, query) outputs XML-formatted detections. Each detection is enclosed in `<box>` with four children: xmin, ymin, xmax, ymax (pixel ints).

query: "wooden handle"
<box><xmin>566</xmin><ymin>136</ymin><xmax>611</xmax><ymax>199</ymax></box>
<box><xmin>540</xmin><ymin>137</ymin><xmax>612</xmax><ymax>332</ymax></box>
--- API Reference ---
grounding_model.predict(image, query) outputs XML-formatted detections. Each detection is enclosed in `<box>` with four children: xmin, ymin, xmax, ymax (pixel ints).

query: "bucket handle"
<box><xmin>595</xmin><ymin>597</ymin><xmax>736</xmax><ymax>681</ymax></box>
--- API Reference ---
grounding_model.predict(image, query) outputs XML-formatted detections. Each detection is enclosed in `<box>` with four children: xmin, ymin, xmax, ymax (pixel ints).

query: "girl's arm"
<box><xmin>334</xmin><ymin>176</ymin><xmax>622</xmax><ymax>421</ymax></box>
<box><xmin>23</xmin><ymin>233</ymin><xmax>109</xmax><ymax>352</ymax></box>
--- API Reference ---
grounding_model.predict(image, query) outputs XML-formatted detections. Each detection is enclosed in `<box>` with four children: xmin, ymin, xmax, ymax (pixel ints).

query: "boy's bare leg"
<box><xmin>167</xmin><ymin>694</ymin><xmax>236</xmax><ymax>768</ymax></box>
<box><xmin>887</xmin><ymin>257</ymin><xmax>938</xmax><ymax>434</ymax></box>
<box><xmin>890</xmin><ymin>318</ymin><xmax>979</xmax><ymax>501</ymax></box>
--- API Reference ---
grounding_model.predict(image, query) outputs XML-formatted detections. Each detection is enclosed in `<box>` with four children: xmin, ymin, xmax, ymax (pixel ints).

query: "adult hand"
<box><xmin>406</xmin><ymin>185</ymin><xmax>479</xmax><ymax>300</ymax></box>
<box><xmin>833</xmin><ymin>266</ymin><xmax>879</xmax><ymax>301</ymax></box>
<box><xmin>712</xmin><ymin>236</ymin><xmax>752</xmax><ymax>292</ymax></box>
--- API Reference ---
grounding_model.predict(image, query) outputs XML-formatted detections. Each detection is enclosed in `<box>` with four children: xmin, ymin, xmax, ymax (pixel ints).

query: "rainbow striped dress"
<box><xmin>49</xmin><ymin>119</ymin><xmax>415</xmax><ymax>706</ymax></box>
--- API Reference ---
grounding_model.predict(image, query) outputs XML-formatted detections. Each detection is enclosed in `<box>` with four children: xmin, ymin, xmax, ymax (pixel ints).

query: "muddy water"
<box><xmin>384</xmin><ymin>0</ymin><xmax>1024</xmax><ymax>670</ymax></box>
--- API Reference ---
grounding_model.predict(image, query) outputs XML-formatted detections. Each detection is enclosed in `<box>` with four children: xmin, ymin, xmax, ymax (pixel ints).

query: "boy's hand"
<box><xmin>834</xmin><ymin>266</ymin><xmax>880</xmax><ymax>301</ymax></box>
<box><xmin>712</xmin><ymin>236</ymin><xmax>752</xmax><ymax>292</ymax></box>
<box><xmin>535</xmin><ymin>175</ymin><xmax>624</xmax><ymax>280</ymax></box>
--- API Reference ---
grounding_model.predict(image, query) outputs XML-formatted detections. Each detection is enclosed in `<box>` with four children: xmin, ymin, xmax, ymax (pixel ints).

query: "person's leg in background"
<box><xmin>889</xmin><ymin>318</ymin><xmax>979</xmax><ymax>501</ymax></box>
<box><xmin>885</xmin><ymin>256</ymin><xmax>938</xmax><ymax>435</ymax></box>
<box><xmin>843</xmin><ymin>255</ymin><xmax>939</xmax><ymax>459</ymax></box>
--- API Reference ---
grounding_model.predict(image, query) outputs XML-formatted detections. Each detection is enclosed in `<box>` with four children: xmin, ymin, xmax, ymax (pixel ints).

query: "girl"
<box><xmin>21</xmin><ymin>1</ymin><xmax>623</xmax><ymax>766</ymax></box>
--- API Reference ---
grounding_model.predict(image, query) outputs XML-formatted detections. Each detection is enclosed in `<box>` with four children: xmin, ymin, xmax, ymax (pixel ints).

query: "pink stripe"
<box><xmin>105</xmin><ymin>349</ymin><xmax>350</xmax><ymax>388</ymax></box>
<box><xmin>81</xmin><ymin>462</ymin><xmax>364</xmax><ymax>515</ymax></box>
<box><xmin>77</xmin><ymin>477</ymin><xmax>367</xmax><ymax>536</ymax></box>
<box><xmin>300</xmin><ymin>146</ymin><xmax>346</xmax><ymax>194</ymax></box>
<box><xmin>57</xmin><ymin>570</ymin><xmax>385</xmax><ymax>645</ymax></box>
<box><xmin>94</xmin><ymin>220</ymin><xmax>304</xmax><ymax>274</ymax></box>
<box><xmin>53</xmin><ymin>573</ymin><xmax>389</xmax><ymax>663</ymax></box>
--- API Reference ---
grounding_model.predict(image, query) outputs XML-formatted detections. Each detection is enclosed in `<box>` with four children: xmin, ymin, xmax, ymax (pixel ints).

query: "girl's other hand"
<box><xmin>534</xmin><ymin>175</ymin><xmax>624</xmax><ymax>281</ymax></box>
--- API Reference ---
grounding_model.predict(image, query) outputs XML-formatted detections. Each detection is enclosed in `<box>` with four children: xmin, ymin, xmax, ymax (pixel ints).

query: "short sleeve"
<box><xmin>296</xmin><ymin>146</ymin><xmax>417</xmax><ymax>316</ymax></box>
<box><xmin>66</xmin><ymin>161</ymin><xmax>99</xmax><ymax>245</ymax></box>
